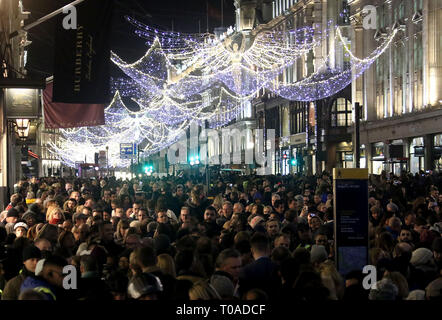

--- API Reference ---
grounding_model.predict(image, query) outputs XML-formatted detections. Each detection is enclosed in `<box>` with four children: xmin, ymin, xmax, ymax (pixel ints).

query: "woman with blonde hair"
<box><xmin>44</xmin><ymin>199</ymin><xmax>58</xmax><ymax>213</ymax></box>
<box><xmin>185</xmin><ymin>184</ymin><xmax>209</xmax><ymax>221</ymax></box>
<box><xmin>212</xmin><ymin>194</ymin><xmax>224</xmax><ymax>212</ymax></box>
<box><xmin>263</xmin><ymin>205</ymin><xmax>272</xmax><ymax>216</ymax></box>
<box><xmin>157</xmin><ymin>253</ymin><xmax>177</xmax><ymax>278</ymax></box>
<box><xmin>115</xmin><ymin>219</ymin><xmax>130</xmax><ymax>245</ymax></box>
<box><xmin>46</xmin><ymin>206</ymin><xmax>65</xmax><ymax>225</ymax></box>
<box><xmin>318</xmin><ymin>260</ymin><xmax>345</xmax><ymax>300</ymax></box>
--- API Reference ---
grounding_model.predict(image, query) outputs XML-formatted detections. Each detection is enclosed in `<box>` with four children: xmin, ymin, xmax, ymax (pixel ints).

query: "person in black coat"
<box><xmin>77</xmin><ymin>255</ymin><xmax>113</xmax><ymax>300</ymax></box>
<box><xmin>238</xmin><ymin>232</ymin><xmax>281</xmax><ymax>299</ymax></box>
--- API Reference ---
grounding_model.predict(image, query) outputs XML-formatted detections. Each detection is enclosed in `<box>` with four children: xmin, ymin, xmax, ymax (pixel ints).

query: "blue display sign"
<box><xmin>333</xmin><ymin>169</ymin><xmax>369</xmax><ymax>277</ymax></box>
<box><xmin>120</xmin><ymin>143</ymin><xmax>137</xmax><ymax>159</ymax></box>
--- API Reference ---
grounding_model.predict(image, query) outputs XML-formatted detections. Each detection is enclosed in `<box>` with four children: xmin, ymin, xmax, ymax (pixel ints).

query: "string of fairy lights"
<box><xmin>48</xmin><ymin>18</ymin><xmax>399</xmax><ymax>168</ymax></box>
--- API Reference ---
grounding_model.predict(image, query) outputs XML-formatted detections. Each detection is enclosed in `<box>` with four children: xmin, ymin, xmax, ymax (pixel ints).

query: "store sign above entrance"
<box><xmin>5</xmin><ymin>88</ymin><xmax>40</xmax><ymax>119</ymax></box>
<box><xmin>290</xmin><ymin>133</ymin><xmax>307</xmax><ymax>146</ymax></box>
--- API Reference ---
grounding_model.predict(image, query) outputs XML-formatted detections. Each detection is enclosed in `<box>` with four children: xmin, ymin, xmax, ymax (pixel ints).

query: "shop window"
<box><xmin>290</xmin><ymin>102</ymin><xmax>306</xmax><ymax>134</ymax></box>
<box><xmin>331</xmin><ymin>98</ymin><xmax>351</xmax><ymax>127</ymax></box>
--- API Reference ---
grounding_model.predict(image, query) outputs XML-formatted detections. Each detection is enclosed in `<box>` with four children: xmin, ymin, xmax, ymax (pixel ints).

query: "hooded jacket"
<box><xmin>20</xmin><ymin>276</ymin><xmax>58</xmax><ymax>301</ymax></box>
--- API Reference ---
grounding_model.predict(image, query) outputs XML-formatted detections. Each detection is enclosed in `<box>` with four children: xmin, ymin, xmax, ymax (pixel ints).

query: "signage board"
<box><xmin>333</xmin><ymin>168</ymin><xmax>369</xmax><ymax>276</ymax></box>
<box><xmin>5</xmin><ymin>88</ymin><xmax>40</xmax><ymax>119</ymax></box>
<box><xmin>98</xmin><ymin>150</ymin><xmax>107</xmax><ymax>168</ymax></box>
<box><xmin>120</xmin><ymin>143</ymin><xmax>137</xmax><ymax>159</ymax></box>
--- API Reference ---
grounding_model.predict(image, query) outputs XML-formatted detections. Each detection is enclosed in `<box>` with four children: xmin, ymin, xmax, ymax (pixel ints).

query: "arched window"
<box><xmin>331</xmin><ymin>98</ymin><xmax>352</xmax><ymax>127</ymax></box>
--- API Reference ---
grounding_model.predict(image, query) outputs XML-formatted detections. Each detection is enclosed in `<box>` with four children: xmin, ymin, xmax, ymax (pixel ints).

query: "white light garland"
<box><xmin>49</xmin><ymin>21</ymin><xmax>398</xmax><ymax>168</ymax></box>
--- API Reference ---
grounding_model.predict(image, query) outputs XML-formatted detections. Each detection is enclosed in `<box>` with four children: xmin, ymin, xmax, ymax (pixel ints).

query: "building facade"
<box><xmin>0</xmin><ymin>0</ymin><xmax>36</xmax><ymax>206</ymax></box>
<box><xmin>211</xmin><ymin>0</ymin><xmax>355</xmax><ymax>176</ymax></box>
<box><xmin>216</xmin><ymin>0</ymin><xmax>441</xmax><ymax>176</ymax></box>
<box><xmin>148</xmin><ymin>0</ymin><xmax>440</xmax><ymax>178</ymax></box>
<box><xmin>348</xmin><ymin>0</ymin><xmax>442</xmax><ymax>175</ymax></box>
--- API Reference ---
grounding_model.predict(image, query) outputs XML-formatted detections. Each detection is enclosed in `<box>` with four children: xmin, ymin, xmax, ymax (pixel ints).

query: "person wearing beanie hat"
<box><xmin>1</xmin><ymin>208</ymin><xmax>19</xmax><ymax>230</ymax></box>
<box><xmin>210</xmin><ymin>273</ymin><xmax>234</xmax><ymax>298</ymax></box>
<box><xmin>410</xmin><ymin>247</ymin><xmax>434</xmax><ymax>267</ymax></box>
<box><xmin>28</xmin><ymin>203</ymin><xmax>45</xmax><ymax>223</ymax></box>
<box><xmin>369</xmin><ymin>278</ymin><xmax>399</xmax><ymax>300</ymax></box>
<box><xmin>20</xmin><ymin>255</ymin><xmax>68</xmax><ymax>301</ymax></box>
<box><xmin>6</xmin><ymin>208</ymin><xmax>19</xmax><ymax>219</ymax></box>
<box><xmin>249</xmin><ymin>216</ymin><xmax>265</xmax><ymax>230</ymax></box>
<box><xmin>253</xmin><ymin>192</ymin><xmax>263</xmax><ymax>204</ymax></box>
<box><xmin>14</xmin><ymin>222</ymin><xmax>29</xmax><ymax>238</ymax></box>
<box><xmin>22</xmin><ymin>211</ymin><xmax>37</xmax><ymax>228</ymax></box>
<box><xmin>1</xmin><ymin>245</ymin><xmax>41</xmax><ymax>300</ymax></box>
<box><xmin>409</xmin><ymin>247</ymin><xmax>438</xmax><ymax>290</ymax></box>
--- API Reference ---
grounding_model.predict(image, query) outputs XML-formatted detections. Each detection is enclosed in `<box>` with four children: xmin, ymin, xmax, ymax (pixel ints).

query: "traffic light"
<box><xmin>189</xmin><ymin>155</ymin><xmax>200</xmax><ymax>166</ymax></box>
<box><xmin>291</xmin><ymin>158</ymin><xmax>297</xmax><ymax>166</ymax></box>
<box><xmin>143</xmin><ymin>164</ymin><xmax>153</xmax><ymax>175</ymax></box>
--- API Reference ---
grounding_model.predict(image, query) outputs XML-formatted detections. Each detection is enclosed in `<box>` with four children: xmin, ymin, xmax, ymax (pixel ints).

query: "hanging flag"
<box><xmin>53</xmin><ymin>0</ymin><xmax>114</xmax><ymax>103</ymax></box>
<box><xmin>43</xmin><ymin>81</ymin><xmax>105</xmax><ymax>128</ymax></box>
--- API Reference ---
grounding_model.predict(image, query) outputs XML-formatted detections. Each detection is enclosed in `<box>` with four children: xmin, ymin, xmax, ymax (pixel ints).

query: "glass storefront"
<box><xmin>434</xmin><ymin>134</ymin><xmax>442</xmax><ymax>172</ymax></box>
<box><xmin>360</xmin><ymin>144</ymin><xmax>366</xmax><ymax>169</ymax></box>
<box><xmin>391</xmin><ymin>140</ymin><xmax>405</xmax><ymax>175</ymax></box>
<box><xmin>281</xmin><ymin>149</ymin><xmax>290</xmax><ymax>175</ymax></box>
<box><xmin>372</xmin><ymin>142</ymin><xmax>385</xmax><ymax>174</ymax></box>
<box><xmin>410</xmin><ymin>137</ymin><xmax>424</xmax><ymax>174</ymax></box>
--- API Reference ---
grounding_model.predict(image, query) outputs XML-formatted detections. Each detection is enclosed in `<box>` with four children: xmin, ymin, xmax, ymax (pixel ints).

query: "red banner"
<box><xmin>43</xmin><ymin>82</ymin><xmax>105</xmax><ymax>129</ymax></box>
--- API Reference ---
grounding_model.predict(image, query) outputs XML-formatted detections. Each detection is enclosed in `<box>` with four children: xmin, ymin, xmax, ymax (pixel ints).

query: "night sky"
<box><xmin>22</xmin><ymin>0</ymin><xmax>236</xmax><ymax>79</ymax></box>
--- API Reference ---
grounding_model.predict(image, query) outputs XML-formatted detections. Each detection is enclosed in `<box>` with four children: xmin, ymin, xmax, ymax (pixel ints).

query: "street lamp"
<box><xmin>15</xmin><ymin>118</ymin><xmax>30</xmax><ymax>141</ymax></box>
<box><xmin>106</xmin><ymin>146</ymin><xmax>109</xmax><ymax>176</ymax></box>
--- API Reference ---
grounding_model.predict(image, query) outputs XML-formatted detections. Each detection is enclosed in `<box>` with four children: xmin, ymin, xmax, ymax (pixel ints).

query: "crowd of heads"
<box><xmin>0</xmin><ymin>169</ymin><xmax>441</xmax><ymax>300</ymax></box>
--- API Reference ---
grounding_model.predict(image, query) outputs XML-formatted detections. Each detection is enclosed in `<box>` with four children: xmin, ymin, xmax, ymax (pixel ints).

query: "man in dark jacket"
<box><xmin>20</xmin><ymin>255</ymin><xmax>68</xmax><ymax>300</ymax></box>
<box><xmin>99</xmin><ymin>221</ymin><xmax>123</xmax><ymax>257</ymax></box>
<box><xmin>2</xmin><ymin>245</ymin><xmax>41</xmax><ymax>300</ymax></box>
<box><xmin>77</xmin><ymin>255</ymin><xmax>113</xmax><ymax>300</ymax></box>
<box><xmin>132</xmin><ymin>246</ymin><xmax>176</xmax><ymax>300</ymax></box>
<box><xmin>238</xmin><ymin>232</ymin><xmax>281</xmax><ymax>298</ymax></box>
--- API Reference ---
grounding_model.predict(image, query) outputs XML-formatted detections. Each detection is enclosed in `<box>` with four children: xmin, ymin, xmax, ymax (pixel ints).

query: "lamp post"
<box><xmin>106</xmin><ymin>146</ymin><xmax>109</xmax><ymax>177</ymax></box>
<box><xmin>354</xmin><ymin>102</ymin><xmax>361</xmax><ymax>168</ymax></box>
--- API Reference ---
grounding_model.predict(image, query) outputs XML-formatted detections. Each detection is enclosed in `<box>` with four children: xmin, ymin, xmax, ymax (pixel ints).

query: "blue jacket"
<box><xmin>20</xmin><ymin>276</ymin><xmax>57</xmax><ymax>301</ymax></box>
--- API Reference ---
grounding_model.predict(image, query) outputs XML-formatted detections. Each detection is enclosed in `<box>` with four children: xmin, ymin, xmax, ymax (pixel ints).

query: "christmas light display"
<box><xmin>49</xmin><ymin>20</ymin><xmax>398</xmax><ymax>168</ymax></box>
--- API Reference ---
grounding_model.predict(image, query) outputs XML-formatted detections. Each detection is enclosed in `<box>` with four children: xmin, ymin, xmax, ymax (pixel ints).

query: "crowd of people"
<box><xmin>0</xmin><ymin>169</ymin><xmax>441</xmax><ymax>301</ymax></box>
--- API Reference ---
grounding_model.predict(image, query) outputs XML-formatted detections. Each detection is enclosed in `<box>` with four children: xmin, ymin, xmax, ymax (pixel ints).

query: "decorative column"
<box><xmin>424</xmin><ymin>134</ymin><xmax>434</xmax><ymax>171</ymax></box>
<box><xmin>423</xmin><ymin>0</ymin><xmax>442</xmax><ymax>107</ymax></box>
